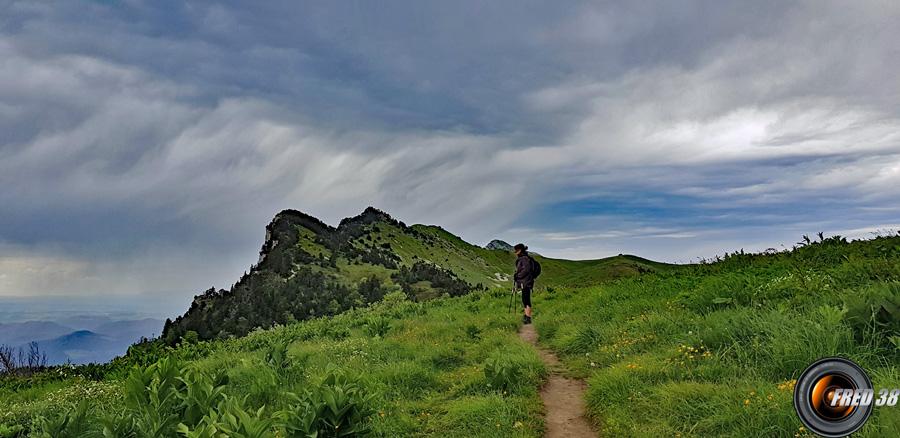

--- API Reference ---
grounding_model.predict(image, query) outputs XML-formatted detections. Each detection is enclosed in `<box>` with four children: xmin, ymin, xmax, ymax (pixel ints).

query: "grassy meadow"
<box><xmin>2</xmin><ymin>233</ymin><xmax>899</xmax><ymax>437</ymax></box>
<box><xmin>536</xmin><ymin>234</ymin><xmax>900</xmax><ymax>436</ymax></box>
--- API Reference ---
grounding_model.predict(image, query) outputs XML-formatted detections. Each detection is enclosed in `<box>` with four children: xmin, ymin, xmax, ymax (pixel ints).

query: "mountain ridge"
<box><xmin>163</xmin><ymin>207</ymin><xmax>670</xmax><ymax>342</ymax></box>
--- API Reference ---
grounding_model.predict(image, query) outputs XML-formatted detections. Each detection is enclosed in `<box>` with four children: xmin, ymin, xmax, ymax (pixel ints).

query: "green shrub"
<box><xmin>844</xmin><ymin>282</ymin><xmax>900</xmax><ymax>350</ymax></box>
<box><xmin>0</xmin><ymin>424</ymin><xmax>24</xmax><ymax>438</ymax></box>
<box><xmin>279</xmin><ymin>367</ymin><xmax>376</xmax><ymax>437</ymax></box>
<box><xmin>465</xmin><ymin>324</ymin><xmax>482</xmax><ymax>340</ymax></box>
<box><xmin>363</xmin><ymin>317</ymin><xmax>391</xmax><ymax>338</ymax></box>
<box><xmin>483</xmin><ymin>355</ymin><xmax>517</xmax><ymax>392</ymax></box>
<box><xmin>179</xmin><ymin>367</ymin><xmax>229</xmax><ymax>425</ymax></box>
<box><xmin>265</xmin><ymin>339</ymin><xmax>292</xmax><ymax>373</ymax></box>
<box><xmin>30</xmin><ymin>401</ymin><xmax>93</xmax><ymax>438</ymax></box>
<box><xmin>178</xmin><ymin>396</ymin><xmax>274</xmax><ymax>438</ymax></box>
<box><xmin>118</xmin><ymin>356</ymin><xmax>185</xmax><ymax>436</ymax></box>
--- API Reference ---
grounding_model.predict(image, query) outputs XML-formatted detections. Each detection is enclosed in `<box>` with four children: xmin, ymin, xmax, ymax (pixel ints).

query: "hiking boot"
<box><xmin>523</xmin><ymin>315</ymin><xmax>532</xmax><ymax>325</ymax></box>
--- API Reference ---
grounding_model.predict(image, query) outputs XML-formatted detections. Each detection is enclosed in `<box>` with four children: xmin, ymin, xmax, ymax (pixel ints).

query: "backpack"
<box><xmin>529</xmin><ymin>256</ymin><xmax>542</xmax><ymax>279</ymax></box>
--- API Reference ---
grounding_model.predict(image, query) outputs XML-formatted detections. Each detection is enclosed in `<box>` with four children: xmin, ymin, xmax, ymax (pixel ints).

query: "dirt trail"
<box><xmin>519</xmin><ymin>324</ymin><xmax>597</xmax><ymax>438</ymax></box>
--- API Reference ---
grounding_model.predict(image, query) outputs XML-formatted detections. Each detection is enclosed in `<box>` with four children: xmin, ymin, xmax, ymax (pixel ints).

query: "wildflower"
<box><xmin>777</xmin><ymin>379</ymin><xmax>797</xmax><ymax>391</ymax></box>
<box><xmin>514</xmin><ymin>421</ymin><xmax>523</xmax><ymax>429</ymax></box>
<box><xmin>744</xmin><ymin>399</ymin><xmax>751</xmax><ymax>406</ymax></box>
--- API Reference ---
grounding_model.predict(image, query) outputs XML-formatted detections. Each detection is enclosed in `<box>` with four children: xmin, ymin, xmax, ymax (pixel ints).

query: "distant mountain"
<box><xmin>163</xmin><ymin>207</ymin><xmax>670</xmax><ymax>343</ymax></box>
<box><xmin>485</xmin><ymin>239</ymin><xmax>514</xmax><ymax>251</ymax></box>
<box><xmin>0</xmin><ymin>321</ymin><xmax>74</xmax><ymax>346</ymax></box>
<box><xmin>27</xmin><ymin>330</ymin><xmax>116</xmax><ymax>365</ymax></box>
<box><xmin>2</xmin><ymin>318</ymin><xmax>165</xmax><ymax>365</ymax></box>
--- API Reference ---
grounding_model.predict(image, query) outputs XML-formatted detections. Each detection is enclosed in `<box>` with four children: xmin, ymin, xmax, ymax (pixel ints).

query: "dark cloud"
<box><xmin>1</xmin><ymin>1</ymin><xmax>899</xmax><ymax>305</ymax></box>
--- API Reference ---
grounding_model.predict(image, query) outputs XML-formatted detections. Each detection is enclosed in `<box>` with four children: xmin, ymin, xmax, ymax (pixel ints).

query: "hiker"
<box><xmin>514</xmin><ymin>243</ymin><xmax>540</xmax><ymax>324</ymax></box>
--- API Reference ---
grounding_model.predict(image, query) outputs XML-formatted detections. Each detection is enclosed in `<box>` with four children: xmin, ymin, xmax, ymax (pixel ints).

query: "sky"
<box><xmin>2</xmin><ymin>1</ymin><xmax>899</xmax><ymax>314</ymax></box>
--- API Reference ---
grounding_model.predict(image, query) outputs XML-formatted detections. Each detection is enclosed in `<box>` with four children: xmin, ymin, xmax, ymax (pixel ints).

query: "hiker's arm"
<box><xmin>514</xmin><ymin>257</ymin><xmax>530</xmax><ymax>285</ymax></box>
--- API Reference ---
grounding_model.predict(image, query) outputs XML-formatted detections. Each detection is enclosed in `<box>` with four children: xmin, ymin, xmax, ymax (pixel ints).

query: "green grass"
<box><xmin>3</xmin><ymin>234</ymin><xmax>899</xmax><ymax>436</ymax></box>
<box><xmin>534</xmin><ymin>235</ymin><xmax>900</xmax><ymax>437</ymax></box>
<box><xmin>287</xmin><ymin>219</ymin><xmax>664</xmax><ymax>297</ymax></box>
<box><xmin>1</xmin><ymin>291</ymin><xmax>545</xmax><ymax>437</ymax></box>
<box><xmin>406</xmin><ymin>223</ymin><xmax>674</xmax><ymax>289</ymax></box>
<box><xmin>338</xmin><ymin>220</ymin><xmax>673</xmax><ymax>291</ymax></box>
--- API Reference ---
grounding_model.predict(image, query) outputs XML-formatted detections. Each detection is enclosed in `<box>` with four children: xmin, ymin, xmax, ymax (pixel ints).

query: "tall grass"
<box><xmin>1</xmin><ymin>291</ymin><xmax>545</xmax><ymax>437</ymax></box>
<box><xmin>536</xmin><ymin>235</ymin><xmax>900</xmax><ymax>436</ymax></box>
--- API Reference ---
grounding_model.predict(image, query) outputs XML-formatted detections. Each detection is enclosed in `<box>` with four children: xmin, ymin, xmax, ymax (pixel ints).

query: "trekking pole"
<box><xmin>508</xmin><ymin>280</ymin><xmax>514</xmax><ymax>313</ymax></box>
<box><xmin>512</xmin><ymin>281</ymin><xmax>517</xmax><ymax>315</ymax></box>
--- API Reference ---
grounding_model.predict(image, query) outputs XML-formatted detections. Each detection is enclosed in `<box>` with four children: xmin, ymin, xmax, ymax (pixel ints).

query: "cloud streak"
<box><xmin>1</xmin><ymin>1</ymin><xmax>899</xmax><ymax>310</ymax></box>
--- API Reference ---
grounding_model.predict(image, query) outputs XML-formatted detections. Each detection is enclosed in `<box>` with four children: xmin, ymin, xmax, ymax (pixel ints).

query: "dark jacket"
<box><xmin>514</xmin><ymin>253</ymin><xmax>534</xmax><ymax>288</ymax></box>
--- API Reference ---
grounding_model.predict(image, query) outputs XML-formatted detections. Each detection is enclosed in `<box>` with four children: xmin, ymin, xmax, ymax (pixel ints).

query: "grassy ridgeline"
<box><xmin>2</xmin><ymin>234</ymin><xmax>899</xmax><ymax>437</ymax></box>
<box><xmin>536</xmin><ymin>235</ymin><xmax>900</xmax><ymax>436</ymax></box>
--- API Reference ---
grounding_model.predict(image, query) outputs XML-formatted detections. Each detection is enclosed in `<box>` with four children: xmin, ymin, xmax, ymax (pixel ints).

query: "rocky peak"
<box><xmin>485</xmin><ymin>239</ymin><xmax>514</xmax><ymax>251</ymax></box>
<box><xmin>337</xmin><ymin>206</ymin><xmax>403</xmax><ymax>230</ymax></box>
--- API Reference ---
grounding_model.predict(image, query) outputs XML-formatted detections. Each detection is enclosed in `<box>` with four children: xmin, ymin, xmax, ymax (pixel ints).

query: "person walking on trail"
<box><xmin>513</xmin><ymin>243</ymin><xmax>540</xmax><ymax>324</ymax></box>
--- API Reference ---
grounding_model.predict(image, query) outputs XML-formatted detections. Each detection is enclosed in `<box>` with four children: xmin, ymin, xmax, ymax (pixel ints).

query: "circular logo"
<box><xmin>794</xmin><ymin>357</ymin><xmax>873</xmax><ymax>437</ymax></box>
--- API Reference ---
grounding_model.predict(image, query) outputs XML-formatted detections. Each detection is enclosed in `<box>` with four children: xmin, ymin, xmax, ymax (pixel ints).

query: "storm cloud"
<box><xmin>2</xmin><ymin>1</ymin><xmax>899</xmax><ymax>310</ymax></box>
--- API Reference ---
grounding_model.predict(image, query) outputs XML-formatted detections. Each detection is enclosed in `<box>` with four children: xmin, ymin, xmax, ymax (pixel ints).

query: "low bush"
<box><xmin>363</xmin><ymin>316</ymin><xmax>391</xmax><ymax>338</ymax></box>
<box><xmin>844</xmin><ymin>282</ymin><xmax>900</xmax><ymax>351</ymax></box>
<box><xmin>280</xmin><ymin>367</ymin><xmax>376</xmax><ymax>437</ymax></box>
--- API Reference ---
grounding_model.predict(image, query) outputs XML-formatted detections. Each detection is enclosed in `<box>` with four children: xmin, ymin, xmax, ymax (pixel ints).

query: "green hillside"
<box><xmin>4</xmin><ymin>219</ymin><xmax>899</xmax><ymax>436</ymax></box>
<box><xmin>163</xmin><ymin>207</ymin><xmax>669</xmax><ymax>342</ymax></box>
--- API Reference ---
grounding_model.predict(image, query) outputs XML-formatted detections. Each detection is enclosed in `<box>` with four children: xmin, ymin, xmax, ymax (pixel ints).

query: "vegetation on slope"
<box><xmin>163</xmin><ymin>207</ymin><xmax>668</xmax><ymax>343</ymax></box>
<box><xmin>10</xmin><ymin>207</ymin><xmax>896</xmax><ymax>436</ymax></box>
<box><xmin>534</xmin><ymin>233</ymin><xmax>900</xmax><ymax>436</ymax></box>
<box><xmin>2</xmin><ymin>233</ymin><xmax>899</xmax><ymax>436</ymax></box>
<box><xmin>2</xmin><ymin>291</ymin><xmax>546</xmax><ymax>437</ymax></box>
<box><xmin>163</xmin><ymin>208</ymin><xmax>483</xmax><ymax>342</ymax></box>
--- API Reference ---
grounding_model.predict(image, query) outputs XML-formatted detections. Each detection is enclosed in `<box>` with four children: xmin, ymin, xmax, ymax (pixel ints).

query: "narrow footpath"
<box><xmin>519</xmin><ymin>324</ymin><xmax>597</xmax><ymax>438</ymax></box>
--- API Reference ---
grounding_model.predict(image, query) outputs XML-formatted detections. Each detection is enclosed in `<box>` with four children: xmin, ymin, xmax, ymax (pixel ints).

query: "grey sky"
<box><xmin>1</xmin><ymin>1</ymin><xmax>899</xmax><ymax>312</ymax></box>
